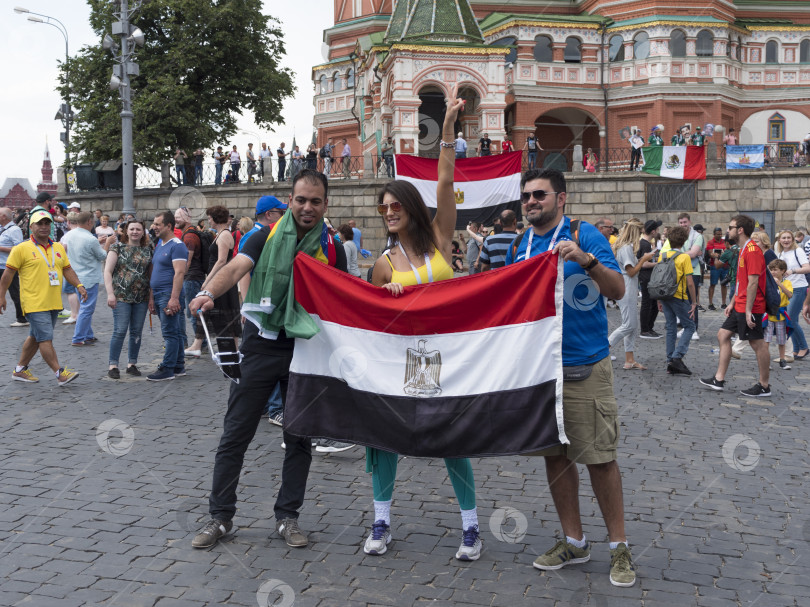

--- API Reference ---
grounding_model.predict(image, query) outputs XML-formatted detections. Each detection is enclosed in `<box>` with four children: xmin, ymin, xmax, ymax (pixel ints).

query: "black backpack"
<box><xmin>762</xmin><ymin>269</ymin><xmax>782</xmax><ymax>318</ymax></box>
<box><xmin>187</xmin><ymin>228</ymin><xmax>214</xmax><ymax>273</ymax></box>
<box><xmin>319</xmin><ymin>145</ymin><xmax>330</xmax><ymax>158</ymax></box>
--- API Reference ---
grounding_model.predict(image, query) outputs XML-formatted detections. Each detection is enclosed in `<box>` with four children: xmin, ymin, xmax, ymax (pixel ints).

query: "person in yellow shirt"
<box><xmin>766</xmin><ymin>259</ymin><xmax>793</xmax><ymax>370</ymax></box>
<box><xmin>0</xmin><ymin>211</ymin><xmax>87</xmax><ymax>386</ymax></box>
<box><xmin>657</xmin><ymin>226</ymin><xmax>697</xmax><ymax>375</ymax></box>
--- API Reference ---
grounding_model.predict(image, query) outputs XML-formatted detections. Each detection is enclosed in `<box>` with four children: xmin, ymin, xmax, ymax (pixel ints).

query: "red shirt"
<box><xmin>706</xmin><ymin>237</ymin><xmax>726</xmax><ymax>253</ymax></box>
<box><xmin>501</xmin><ymin>140</ymin><xmax>513</xmax><ymax>152</ymax></box>
<box><xmin>735</xmin><ymin>240</ymin><xmax>767</xmax><ymax>314</ymax></box>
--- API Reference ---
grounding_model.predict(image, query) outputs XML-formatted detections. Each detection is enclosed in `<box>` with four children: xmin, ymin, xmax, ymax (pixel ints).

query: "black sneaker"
<box><xmin>126</xmin><ymin>365</ymin><xmax>141</xmax><ymax>376</ymax></box>
<box><xmin>697</xmin><ymin>304</ymin><xmax>706</xmax><ymax>312</ymax></box>
<box><xmin>107</xmin><ymin>368</ymin><xmax>120</xmax><ymax>379</ymax></box>
<box><xmin>779</xmin><ymin>359</ymin><xmax>791</xmax><ymax>370</ymax></box>
<box><xmin>740</xmin><ymin>382</ymin><xmax>771</xmax><ymax>397</ymax></box>
<box><xmin>640</xmin><ymin>331</ymin><xmax>661</xmax><ymax>339</ymax></box>
<box><xmin>699</xmin><ymin>376</ymin><xmax>725</xmax><ymax>391</ymax></box>
<box><xmin>708</xmin><ymin>304</ymin><xmax>717</xmax><ymax>311</ymax></box>
<box><xmin>192</xmin><ymin>519</ymin><xmax>233</xmax><ymax>549</ymax></box>
<box><xmin>669</xmin><ymin>358</ymin><xmax>691</xmax><ymax>375</ymax></box>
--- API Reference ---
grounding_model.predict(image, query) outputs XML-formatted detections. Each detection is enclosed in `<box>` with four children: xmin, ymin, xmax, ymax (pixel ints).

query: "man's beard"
<box><xmin>527</xmin><ymin>208</ymin><xmax>558</xmax><ymax>228</ymax></box>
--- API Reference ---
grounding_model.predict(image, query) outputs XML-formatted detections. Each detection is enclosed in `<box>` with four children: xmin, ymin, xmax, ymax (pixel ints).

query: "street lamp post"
<box><xmin>14</xmin><ymin>7</ymin><xmax>73</xmax><ymax>180</ymax></box>
<box><xmin>105</xmin><ymin>0</ymin><xmax>144</xmax><ymax>217</ymax></box>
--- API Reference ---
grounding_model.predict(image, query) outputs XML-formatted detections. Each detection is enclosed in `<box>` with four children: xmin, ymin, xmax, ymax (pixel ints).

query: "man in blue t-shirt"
<box><xmin>148</xmin><ymin>211</ymin><xmax>188</xmax><ymax>381</ymax></box>
<box><xmin>505</xmin><ymin>168</ymin><xmax>636</xmax><ymax>588</ymax></box>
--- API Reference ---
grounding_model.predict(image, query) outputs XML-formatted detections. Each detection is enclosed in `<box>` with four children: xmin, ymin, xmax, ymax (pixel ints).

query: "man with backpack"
<box><xmin>700</xmin><ymin>215</ymin><xmax>771</xmax><ymax>397</ymax></box>
<box><xmin>654</xmin><ymin>226</ymin><xmax>697</xmax><ymax>375</ymax></box>
<box><xmin>175</xmin><ymin>207</ymin><xmax>210</xmax><ymax>352</ymax></box>
<box><xmin>320</xmin><ymin>137</ymin><xmax>334</xmax><ymax>178</ymax></box>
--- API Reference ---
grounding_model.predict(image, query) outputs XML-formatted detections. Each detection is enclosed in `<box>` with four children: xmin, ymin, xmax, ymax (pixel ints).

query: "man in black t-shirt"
<box><xmin>638</xmin><ymin>220</ymin><xmax>662</xmax><ymax>338</ymax></box>
<box><xmin>175</xmin><ymin>207</ymin><xmax>205</xmax><ymax>348</ymax></box>
<box><xmin>188</xmin><ymin>170</ymin><xmax>347</xmax><ymax>551</ymax></box>
<box><xmin>477</xmin><ymin>133</ymin><xmax>492</xmax><ymax>156</ymax></box>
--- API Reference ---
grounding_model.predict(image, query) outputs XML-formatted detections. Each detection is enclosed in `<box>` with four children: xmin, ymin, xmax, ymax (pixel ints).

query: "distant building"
<box><xmin>37</xmin><ymin>142</ymin><xmax>58</xmax><ymax>198</ymax></box>
<box><xmin>0</xmin><ymin>178</ymin><xmax>37</xmax><ymax>210</ymax></box>
<box><xmin>313</xmin><ymin>0</ymin><xmax>810</xmax><ymax>166</ymax></box>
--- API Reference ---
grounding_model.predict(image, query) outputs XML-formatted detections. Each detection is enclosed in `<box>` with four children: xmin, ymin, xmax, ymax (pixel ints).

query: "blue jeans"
<box><xmin>278</xmin><ymin>159</ymin><xmax>286</xmax><ymax>182</ymax></box>
<box><xmin>528</xmin><ymin>151</ymin><xmax>537</xmax><ymax>169</ymax></box>
<box><xmin>109</xmin><ymin>301</ymin><xmax>148</xmax><ymax>365</ymax></box>
<box><xmin>384</xmin><ymin>155</ymin><xmax>394</xmax><ymax>177</ymax></box>
<box><xmin>153</xmin><ymin>289</ymin><xmax>184</xmax><ymax>371</ymax></box>
<box><xmin>661</xmin><ymin>297</ymin><xmax>695</xmax><ymax>361</ymax></box>
<box><xmin>73</xmin><ymin>284</ymin><xmax>99</xmax><ymax>344</ymax></box>
<box><xmin>231</xmin><ymin>162</ymin><xmax>240</xmax><ymax>180</ymax></box>
<box><xmin>195</xmin><ymin>165</ymin><xmax>203</xmax><ymax>185</ymax></box>
<box><xmin>175</xmin><ymin>165</ymin><xmax>186</xmax><ymax>185</ymax></box>
<box><xmin>215</xmin><ymin>162</ymin><xmax>223</xmax><ymax>185</ymax></box>
<box><xmin>788</xmin><ymin>285</ymin><xmax>808</xmax><ymax>352</ymax></box>
<box><xmin>263</xmin><ymin>382</ymin><xmax>283</xmax><ymax>416</ymax></box>
<box><xmin>183</xmin><ymin>279</ymin><xmax>203</xmax><ymax>339</ymax></box>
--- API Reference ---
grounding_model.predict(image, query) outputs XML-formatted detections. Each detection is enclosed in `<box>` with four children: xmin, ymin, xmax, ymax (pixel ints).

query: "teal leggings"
<box><xmin>366</xmin><ymin>447</ymin><xmax>476</xmax><ymax>510</ymax></box>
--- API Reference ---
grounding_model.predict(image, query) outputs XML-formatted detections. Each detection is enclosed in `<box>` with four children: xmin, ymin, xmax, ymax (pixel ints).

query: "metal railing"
<box><xmin>67</xmin><ymin>146</ymin><xmax>806</xmax><ymax>192</ymax></box>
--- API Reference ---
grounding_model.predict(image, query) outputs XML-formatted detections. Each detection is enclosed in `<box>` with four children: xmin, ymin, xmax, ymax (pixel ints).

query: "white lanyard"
<box><xmin>739</xmin><ymin>239</ymin><xmax>752</xmax><ymax>266</ymax></box>
<box><xmin>397</xmin><ymin>242</ymin><xmax>433</xmax><ymax>284</ymax></box>
<box><xmin>525</xmin><ymin>216</ymin><xmax>565</xmax><ymax>260</ymax></box>
<box><xmin>34</xmin><ymin>241</ymin><xmax>56</xmax><ymax>269</ymax></box>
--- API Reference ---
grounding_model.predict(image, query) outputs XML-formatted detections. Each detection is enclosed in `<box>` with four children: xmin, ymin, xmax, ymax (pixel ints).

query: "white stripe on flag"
<box><xmin>660</xmin><ymin>146</ymin><xmax>686</xmax><ymax>179</ymax></box>
<box><xmin>397</xmin><ymin>173</ymin><xmax>521</xmax><ymax>209</ymax></box>
<box><xmin>291</xmin><ymin>316</ymin><xmax>560</xmax><ymax>398</ymax></box>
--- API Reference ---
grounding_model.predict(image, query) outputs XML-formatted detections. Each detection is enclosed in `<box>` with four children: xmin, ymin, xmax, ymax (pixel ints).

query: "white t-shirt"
<box><xmin>780</xmin><ymin>247</ymin><xmax>809</xmax><ymax>288</ymax></box>
<box><xmin>230</xmin><ymin>151</ymin><xmax>241</xmax><ymax>163</ymax></box>
<box><xmin>616</xmin><ymin>244</ymin><xmax>639</xmax><ymax>303</ymax></box>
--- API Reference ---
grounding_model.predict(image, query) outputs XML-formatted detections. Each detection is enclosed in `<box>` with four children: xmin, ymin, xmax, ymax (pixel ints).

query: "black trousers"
<box><xmin>0</xmin><ymin>268</ymin><xmax>25</xmax><ymax>322</ymax></box>
<box><xmin>630</xmin><ymin>147</ymin><xmax>642</xmax><ymax>169</ymax></box>
<box><xmin>639</xmin><ymin>276</ymin><xmax>658</xmax><ymax>333</ymax></box>
<box><xmin>208</xmin><ymin>347</ymin><xmax>312</xmax><ymax>522</ymax></box>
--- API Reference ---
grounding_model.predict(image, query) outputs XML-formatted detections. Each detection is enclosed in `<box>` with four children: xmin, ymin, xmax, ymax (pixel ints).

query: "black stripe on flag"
<box><xmin>429</xmin><ymin>199</ymin><xmax>523</xmax><ymax>231</ymax></box>
<box><xmin>284</xmin><ymin>373</ymin><xmax>561</xmax><ymax>458</ymax></box>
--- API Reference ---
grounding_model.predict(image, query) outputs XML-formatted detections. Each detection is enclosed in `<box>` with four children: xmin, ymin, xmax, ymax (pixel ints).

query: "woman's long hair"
<box><xmin>774</xmin><ymin>229</ymin><xmax>797</xmax><ymax>254</ymax></box>
<box><xmin>378</xmin><ymin>180</ymin><xmax>437</xmax><ymax>257</ymax></box>
<box><xmin>611</xmin><ymin>217</ymin><xmax>644</xmax><ymax>255</ymax></box>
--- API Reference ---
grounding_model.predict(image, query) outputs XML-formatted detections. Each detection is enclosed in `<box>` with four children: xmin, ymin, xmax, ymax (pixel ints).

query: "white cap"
<box><xmin>67</xmin><ymin>202</ymin><xmax>81</xmax><ymax>209</ymax></box>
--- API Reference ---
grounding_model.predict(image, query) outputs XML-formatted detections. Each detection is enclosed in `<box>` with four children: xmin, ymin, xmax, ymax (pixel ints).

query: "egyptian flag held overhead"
<box><xmin>395</xmin><ymin>151</ymin><xmax>523</xmax><ymax>229</ymax></box>
<box><xmin>642</xmin><ymin>145</ymin><xmax>706</xmax><ymax>180</ymax></box>
<box><xmin>284</xmin><ymin>251</ymin><xmax>568</xmax><ymax>459</ymax></box>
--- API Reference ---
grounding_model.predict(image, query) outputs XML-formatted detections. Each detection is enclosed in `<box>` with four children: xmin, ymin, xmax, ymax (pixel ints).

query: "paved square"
<box><xmin>0</xmin><ymin>293</ymin><xmax>807</xmax><ymax>606</ymax></box>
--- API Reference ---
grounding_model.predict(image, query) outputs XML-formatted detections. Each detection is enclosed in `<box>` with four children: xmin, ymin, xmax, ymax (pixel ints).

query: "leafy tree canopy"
<box><xmin>60</xmin><ymin>0</ymin><xmax>295</xmax><ymax>168</ymax></box>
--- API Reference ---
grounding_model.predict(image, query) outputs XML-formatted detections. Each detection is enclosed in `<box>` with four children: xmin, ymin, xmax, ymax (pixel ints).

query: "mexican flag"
<box><xmin>642</xmin><ymin>146</ymin><xmax>706</xmax><ymax>180</ymax></box>
<box><xmin>284</xmin><ymin>251</ymin><xmax>567</xmax><ymax>458</ymax></box>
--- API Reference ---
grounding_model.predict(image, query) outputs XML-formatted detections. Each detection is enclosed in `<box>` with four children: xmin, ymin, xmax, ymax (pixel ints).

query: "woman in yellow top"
<box><xmin>366</xmin><ymin>86</ymin><xmax>481</xmax><ymax>561</ymax></box>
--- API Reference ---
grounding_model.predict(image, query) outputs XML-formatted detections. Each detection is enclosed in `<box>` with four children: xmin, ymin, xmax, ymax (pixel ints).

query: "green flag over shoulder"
<box><xmin>241</xmin><ymin>211</ymin><xmax>337</xmax><ymax>340</ymax></box>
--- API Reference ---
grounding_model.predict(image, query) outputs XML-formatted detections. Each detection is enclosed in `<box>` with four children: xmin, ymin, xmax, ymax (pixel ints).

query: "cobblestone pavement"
<box><xmin>0</xmin><ymin>291</ymin><xmax>808</xmax><ymax>607</ymax></box>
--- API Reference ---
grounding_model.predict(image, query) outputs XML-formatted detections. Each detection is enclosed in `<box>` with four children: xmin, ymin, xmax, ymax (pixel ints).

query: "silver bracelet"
<box><xmin>196</xmin><ymin>290</ymin><xmax>215</xmax><ymax>301</ymax></box>
<box><xmin>439</xmin><ymin>140</ymin><xmax>455</xmax><ymax>148</ymax></box>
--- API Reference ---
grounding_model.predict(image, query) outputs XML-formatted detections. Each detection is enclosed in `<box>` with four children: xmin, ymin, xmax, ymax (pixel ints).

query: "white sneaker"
<box><xmin>364</xmin><ymin>520</ymin><xmax>392</xmax><ymax>555</ymax></box>
<box><xmin>10</xmin><ymin>321</ymin><xmax>29</xmax><ymax>327</ymax></box>
<box><xmin>184</xmin><ymin>349</ymin><xmax>201</xmax><ymax>358</ymax></box>
<box><xmin>455</xmin><ymin>525</ymin><xmax>483</xmax><ymax>561</ymax></box>
<box><xmin>62</xmin><ymin>317</ymin><xmax>77</xmax><ymax>325</ymax></box>
<box><xmin>691</xmin><ymin>333</ymin><xmax>699</xmax><ymax>341</ymax></box>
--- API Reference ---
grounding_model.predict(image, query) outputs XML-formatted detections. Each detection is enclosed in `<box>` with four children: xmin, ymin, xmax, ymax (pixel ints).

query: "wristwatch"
<box><xmin>196</xmin><ymin>290</ymin><xmax>215</xmax><ymax>301</ymax></box>
<box><xmin>580</xmin><ymin>253</ymin><xmax>599</xmax><ymax>271</ymax></box>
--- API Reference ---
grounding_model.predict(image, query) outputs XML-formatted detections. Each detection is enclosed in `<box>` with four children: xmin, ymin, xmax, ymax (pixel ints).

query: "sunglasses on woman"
<box><xmin>377</xmin><ymin>201</ymin><xmax>403</xmax><ymax>215</ymax></box>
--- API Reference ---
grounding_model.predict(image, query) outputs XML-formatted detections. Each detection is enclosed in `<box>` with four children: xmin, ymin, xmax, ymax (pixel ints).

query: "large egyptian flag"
<box><xmin>395</xmin><ymin>151</ymin><xmax>523</xmax><ymax>229</ymax></box>
<box><xmin>642</xmin><ymin>146</ymin><xmax>706</xmax><ymax>180</ymax></box>
<box><xmin>284</xmin><ymin>251</ymin><xmax>567</xmax><ymax>458</ymax></box>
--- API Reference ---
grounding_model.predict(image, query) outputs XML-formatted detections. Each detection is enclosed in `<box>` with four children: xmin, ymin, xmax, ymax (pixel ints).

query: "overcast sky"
<box><xmin>0</xmin><ymin>1</ymin><xmax>333</xmax><ymax>191</ymax></box>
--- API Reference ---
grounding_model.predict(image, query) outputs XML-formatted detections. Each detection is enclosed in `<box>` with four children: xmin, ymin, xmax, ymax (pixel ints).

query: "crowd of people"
<box><xmin>9</xmin><ymin>95</ymin><xmax>810</xmax><ymax>588</ymax></box>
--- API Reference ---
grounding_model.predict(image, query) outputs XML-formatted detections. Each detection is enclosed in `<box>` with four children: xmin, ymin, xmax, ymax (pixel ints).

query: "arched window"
<box><xmin>347</xmin><ymin>68</ymin><xmax>355</xmax><ymax>88</ymax></box>
<box><xmin>319</xmin><ymin>74</ymin><xmax>327</xmax><ymax>94</ymax></box>
<box><xmin>564</xmin><ymin>37</ymin><xmax>581</xmax><ymax>63</ymax></box>
<box><xmin>736</xmin><ymin>37</ymin><xmax>742</xmax><ymax>61</ymax></box>
<box><xmin>609</xmin><ymin>34</ymin><xmax>625</xmax><ymax>62</ymax></box>
<box><xmin>670</xmin><ymin>29</ymin><xmax>686</xmax><ymax>58</ymax></box>
<box><xmin>533</xmin><ymin>35</ymin><xmax>553</xmax><ymax>62</ymax></box>
<box><xmin>493</xmin><ymin>36</ymin><xmax>517</xmax><ymax>63</ymax></box>
<box><xmin>802</xmin><ymin>40</ymin><xmax>810</xmax><ymax>63</ymax></box>
<box><xmin>633</xmin><ymin>32</ymin><xmax>649</xmax><ymax>60</ymax></box>
<box><xmin>332</xmin><ymin>71</ymin><xmax>341</xmax><ymax>91</ymax></box>
<box><xmin>696</xmin><ymin>30</ymin><xmax>714</xmax><ymax>57</ymax></box>
<box><xmin>766</xmin><ymin>40</ymin><xmax>778</xmax><ymax>63</ymax></box>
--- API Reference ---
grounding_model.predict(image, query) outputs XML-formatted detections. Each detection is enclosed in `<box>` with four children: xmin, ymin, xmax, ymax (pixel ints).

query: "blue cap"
<box><xmin>255</xmin><ymin>195</ymin><xmax>287</xmax><ymax>215</ymax></box>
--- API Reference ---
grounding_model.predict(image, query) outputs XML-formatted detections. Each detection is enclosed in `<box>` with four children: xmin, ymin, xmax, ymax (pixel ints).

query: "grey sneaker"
<box><xmin>192</xmin><ymin>519</ymin><xmax>233</xmax><ymax>549</ymax></box>
<box><xmin>315</xmin><ymin>439</ymin><xmax>355</xmax><ymax>453</ymax></box>
<box><xmin>268</xmin><ymin>411</ymin><xmax>283</xmax><ymax>427</ymax></box>
<box><xmin>455</xmin><ymin>525</ymin><xmax>483</xmax><ymax>561</ymax></box>
<box><xmin>276</xmin><ymin>517</ymin><xmax>308</xmax><ymax>547</ymax></box>
<box><xmin>532</xmin><ymin>538</ymin><xmax>591</xmax><ymax>570</ymax></box>
<box><xmin>363</xmin><ymin>520</ymin><xmax>392</xmax><ymax>555</ymax></box>
<box><xmin>609</xmin><ymin>543</ymin><xmax>636</xmax><ymax>587</ymax></box>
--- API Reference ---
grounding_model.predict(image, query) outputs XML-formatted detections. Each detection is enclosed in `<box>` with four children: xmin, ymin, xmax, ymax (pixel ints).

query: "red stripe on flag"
<box><xmin>293</xmin><ymin>250</ymin><xmax>558</xmax><ymax>335</ymax></box>
<box><xmin>684</xmin><ymin>146</ymin><xmax>706</xmax><ymax>180</ymax></box>
<box><xmin>395</xmin><ymin>151</ymin><xmax>523</xmax><ymax>182</ymax></box>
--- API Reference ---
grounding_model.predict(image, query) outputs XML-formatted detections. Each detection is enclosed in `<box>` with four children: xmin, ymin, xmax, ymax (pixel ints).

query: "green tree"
<box><xmin>59</xmin><ymin>0</ymin><xmax>295</xmax><ymax>168</ymax></box>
